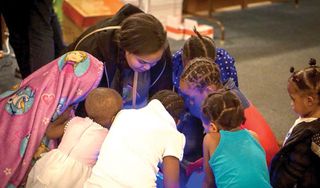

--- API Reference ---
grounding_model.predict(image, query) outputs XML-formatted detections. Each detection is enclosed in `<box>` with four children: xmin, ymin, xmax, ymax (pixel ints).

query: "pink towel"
<box><xmin>0</xmin><ymin>51</ymin><xmax>103</xmax><ymax>187</ymax></box>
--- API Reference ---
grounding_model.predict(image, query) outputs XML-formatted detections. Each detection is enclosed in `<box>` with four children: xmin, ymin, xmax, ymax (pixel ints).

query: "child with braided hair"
<box><xmin>179</xmin><ymin>57</ymin><xmax>280</xmax><ymax>167</ymax></box>
<box><xmin>172</xmin><ymin>27</ymin><xmax>238</xmax><ymax>91</ymax></box>
<box><xmin>270</xmin><ymin>58</ymin><xmax>320</xmax><ymax>188</ymax></box>
<box><xmin>172</xmin><ymin>28</ymin><xmax>239</xmax><ymax>177</ymax></box>
<box><xmin>85</xmin><ymin>90</ymin><xmax>186</xmax><ymax>188</ymax></box>
<box><xmin>201</xmin><ymin>90</ymin><xmax>271</xmax><ymax>188</ymax></box>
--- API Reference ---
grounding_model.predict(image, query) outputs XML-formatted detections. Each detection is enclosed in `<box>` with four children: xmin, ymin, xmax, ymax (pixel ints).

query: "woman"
<box><xmin>65</xmin><ymin>4</ymin><xmax>172</xmax><ymax>110</ymax></box>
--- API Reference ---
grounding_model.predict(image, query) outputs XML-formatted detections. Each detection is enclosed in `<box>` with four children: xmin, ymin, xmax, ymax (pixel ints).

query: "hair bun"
<box><xmin>289</xmin><ymin>66</ymin><xmax>295</xmax><ymax>73</ymax></box>
<box><xmin>309</xmin><ymin>58</ymin><xmax>317</xmax><ymax>66</ymax></box>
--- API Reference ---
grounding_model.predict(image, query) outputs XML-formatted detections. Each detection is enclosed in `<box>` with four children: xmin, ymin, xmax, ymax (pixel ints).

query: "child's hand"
<box><xmin>58</xmin><ymin>106</ymin><xmax>75</xmax><ymax>121</ymax></box>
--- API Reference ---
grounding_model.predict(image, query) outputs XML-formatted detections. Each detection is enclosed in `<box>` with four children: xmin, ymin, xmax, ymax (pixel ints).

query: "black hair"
<box><xmin>289</xmin><ymin>58</ymin><xmax>320</xmax><ymax>102</ymax></box>
<box><xmin>150</xmin><ymin>90</ymin><xmax>185</xmax><ymax>120</ymax></box>
<box><xmin>118</xmin><ymin>13</ymin><xmax>167</xmax><ymax>55</ymax></box>
<box><xmin>85</xmin><ymin>88</ymin><xmax>122</xmax><ymax>127</ymax></box>
<box><xmin>180</xmin><ymin>57</ymin><xmax>222</xmax><ymax>91</ymax></box>
<box><xmin>182</xmin><ymin>27</ymin><xmax>216</xmax><ymax>65</ymax></box>
<box><xmin>201</xmin><ymin>90</ymin><xmax>245</xmax><ymax>130</ymax></box>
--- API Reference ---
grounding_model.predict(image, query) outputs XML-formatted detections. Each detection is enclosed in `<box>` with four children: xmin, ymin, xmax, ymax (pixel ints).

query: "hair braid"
<box><xmin>201</xmin><ymin>90</ymin><xmax>245</xmax><ymax>130</ymax></box>
<box><xmin>150</xmin><ymin>90</ymin><xmax>185</xmax><ymax>119</ymax></box>
<box><xmin>180</xmin><ymin>57</ymin><xmax>222</xmax><ymax>91</ymax></box>
<box><xmin>182</xmin><ymin>27</ymin><xmax>216</xmax><ymax>65</ymax></box>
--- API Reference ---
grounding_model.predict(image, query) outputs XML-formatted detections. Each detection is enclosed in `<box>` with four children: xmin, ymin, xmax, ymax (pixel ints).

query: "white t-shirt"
<box><xmin>85</xmin><ymin>100</ymin><xmax>186</xmax><ymax>188</ymax></box>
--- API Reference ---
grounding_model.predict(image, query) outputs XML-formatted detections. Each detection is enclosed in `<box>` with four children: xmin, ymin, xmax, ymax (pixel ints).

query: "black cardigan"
<box><xmin>64</xmin><ymin>4</ymin><xmax>173</xmax><ymax>96</ymax></box>
<box><xmin>269</xmin><ymin>119</ymin><xmax>320</xmax><ymax>188</ymax></box>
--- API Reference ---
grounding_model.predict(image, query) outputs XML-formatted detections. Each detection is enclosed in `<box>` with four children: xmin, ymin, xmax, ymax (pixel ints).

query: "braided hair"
<box><xmin>201</xmin><ymin>90</ymin><xmax>245</xmax><ymax>130</ymax></box>
<box><xmin>150</xmin><ymin>90</ymin><xmax>185</xmax><ymax>120</ymax></box>
<box><xmin>180</xmin><ymin>57</ymin><xmax>222</xmax><ymax>91</ymax></box>
<box><xmin>289</xmin><ymin>58</ymin><xmax>320</xmax><ymax>103</ymax></box>
<box><xmin>182</xmin><ymin>27</ymin><xmax>216</xmax><ymax>66</ymax></box>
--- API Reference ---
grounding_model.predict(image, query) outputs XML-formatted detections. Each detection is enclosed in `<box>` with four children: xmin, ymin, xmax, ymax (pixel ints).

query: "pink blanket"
<box><xmin>0</xmin><ymin>51</ymin><xmax>103</xmax><ymax>187</ymax></box>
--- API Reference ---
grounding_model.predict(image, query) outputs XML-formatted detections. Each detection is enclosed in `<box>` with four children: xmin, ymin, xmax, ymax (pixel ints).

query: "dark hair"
<box><xmin>180</xmin><ymin>57</ymin><xmax>222</xmax><ymax>91</ymax></box>
<box><xmin>85</xmin><ymin>88</ymin><xmax>123</xmax><ymax>126</ymax></box>
<box><xmin>150</xmin><ymin>90</ymin><xmax>185</xmax><ymax>120</ymax></box>
<box><xmin>289</xmin><ymin>58</ymin><xmax>320</xmax><ymax>102</ymax></box>
<box><xmin>182</xmin><ymin>27</ymin><xmax>216</xmax><ymax>65</ymax></box>
<box><xmin>119</xmin><ymin>13</ymin><xmax>167</xmax><ymax>55</ymax></box>
<box><xmin>201</xmin><ymin>90</ymin><xmax>245</xmax><ymax>130</ymax></box>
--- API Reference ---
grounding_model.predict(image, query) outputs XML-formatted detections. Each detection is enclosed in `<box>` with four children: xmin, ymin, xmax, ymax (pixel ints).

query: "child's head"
<box><xmin>150</xmin><ymin>90</ymin><xmax>185</xmax><ymax>124</ymax></box>
<box><xmin>119</xmin><ymin>13</ymin><xmax>167</xmax><ymax>72</ymax></box>
<box><xmin>179</xmin><ymin>57</ymin><xmax>222</xmax><ymax>118</ymax></box>
<box><xmin>85</xmin><ymin>88</ymin><xmax>123</xmax><ymax>128</ymax></box>
<box><xmin>182</xmin><ymin>27</ymin><xmax>216</xmax><ymax>67</ymax></box>
<box><xmin>287</xmin><ymin>58</ymin><xmax>320</xmax><ymax>118</ymax></box>
<box><xmin>201</xmin><ymin>90</ymin><xmax>245</xmax><ymax>133</ymax></box>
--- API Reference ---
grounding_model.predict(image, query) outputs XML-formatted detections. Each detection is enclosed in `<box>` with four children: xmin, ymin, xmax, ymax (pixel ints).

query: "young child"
<box><xmin>84</xmin><ymin>90</ymin><xmax>186</xmax><ymax>188</ymax></box>
<box><xmin>26</xmin><ymin>88</ymin><xmax>123</xmax><ymax>188</ymax></box>
<box><xmin>172</xmin><ymin>27</ymin><xmax>238</xmax><ymax>91</ymax></box>
<box><xmin>0</xmin><ymin>51</ymin><xmax>103</xmax><ymax>187</ymax></box>
<box><xmin>201</xmin><ymin>90</ymin><xmax>271</xmax><ymax>187</ymax></box>
<box><xmin>172</xmin><ymin>28</ymin><xmax>239</xmax><ymax>173</ymax></box>
<box><xmin>179</xmin><ymin>57</ymin><xmax>279</xmax><ymax>166</ymax></box>
<box><xmin>269</xmin><ymin>58</ymin><xmax>320</xmax><ymax>187</ymax></box>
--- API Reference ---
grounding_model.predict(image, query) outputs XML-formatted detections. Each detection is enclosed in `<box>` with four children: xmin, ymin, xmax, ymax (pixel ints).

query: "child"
<box><xmin>172</xmin><ymin>27</ymin><xmax>239</xmax><ymax>91</ymax></box>
<box><xmin>0</xmin><ymin>51</ymin><xmax>103</xmax><ymax>187</ymax></box>
<box><xmin>201</xmin><ymin>90</ymin><xmax>271</xmax><ymax>187</ymax></box>
<box><xmin>84</xmin><ymin>90</ymin><xmax>186</xmax><ymax>188</ymax></box>
<box><xmin>179</xmin><ymin>57</ymin><xmax>279</xmax><ymax>166</ymax></box>
<box><xmin>172</xmin><ymin>28</ymin><xmax>238</xmax><ymax>172</ymax></box>
<box><xmin>269</xmin><ymin>58</ymin><xmax>320</xmax><ymax>187</ymax></box>
<box><xmin>26</xmin><ymin>88</ymin><xmax>123</xmax><ymax>188</ymax></box>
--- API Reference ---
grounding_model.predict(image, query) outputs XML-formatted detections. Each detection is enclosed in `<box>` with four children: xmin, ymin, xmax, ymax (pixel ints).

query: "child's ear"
<box><xmin>209</xmin><ymin>122</ymin><xmax>218</xmax><ymax>133</ymax></box>
<box><xmin>306</xmin><ymin>95</ymin><xmax>316</xmax><ymax>106</ymax></box>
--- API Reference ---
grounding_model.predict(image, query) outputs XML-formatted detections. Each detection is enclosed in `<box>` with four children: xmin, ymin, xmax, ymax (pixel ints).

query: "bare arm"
<box><xmin>46</xmin><ymin>106</ymin><xmax>74</xmax><ymax>139</ymax></box>
<box><xmin>202</xmin><ymin>133</ymin><xmax>219</xmax><ymax>188</ymax></box>
<box><xmin>162</xmin><ymin>156</ymin><xmax>180</xmax><ymax>188</ymax></box>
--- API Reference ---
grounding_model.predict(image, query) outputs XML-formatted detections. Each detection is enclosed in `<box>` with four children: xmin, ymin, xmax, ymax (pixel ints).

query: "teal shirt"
<box><xmin>209</xmin><ymin>130</ymin><xmax>271</xmax><ymax>188</ymax></box>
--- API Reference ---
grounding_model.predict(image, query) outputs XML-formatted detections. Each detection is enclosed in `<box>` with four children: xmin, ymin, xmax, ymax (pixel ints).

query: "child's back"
<box><xmin>27</xmin><ymin>88</ymin><xmax>123</xmax><ymax>188</ymax></box>
<box><xmin>27</xmin><ymin>117</ymin><xmax>108</xmax><ymax>187</ymax></box>
<box><xmin>208</xmin><ymin>129</ymin><xmax>270</xmax><ymax>187</ymax></box>
<box><xmin>85</xmin><ymin>90</ymin><xmax>186</xmax><ymax>188</ymax></box>
<box><xmin>86</xmin><ymin>100</ymin><xmax>185</xmax><ymax>187</ymax></box>
<box><xmin>201</xmin><ymin>90</ymin><xmax>271</xmax><ymax>188</ymax></box>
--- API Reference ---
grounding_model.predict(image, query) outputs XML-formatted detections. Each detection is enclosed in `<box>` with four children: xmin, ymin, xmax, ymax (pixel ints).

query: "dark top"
<box><xmin>65</xmin><ymin>4</ymin><xmax>173</xmax><ymax>96</ymax></box>
<box><xmin>270</xmin><ymin>119</ymin><xmax>320</xmax><ymax>188</ymax></box>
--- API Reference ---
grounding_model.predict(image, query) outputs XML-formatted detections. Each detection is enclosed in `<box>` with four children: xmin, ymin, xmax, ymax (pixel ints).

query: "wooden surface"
<box><xmin>63</xmin><ymin>0</ymin><xmax>124</xmax><ymax>28</ymax></box>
